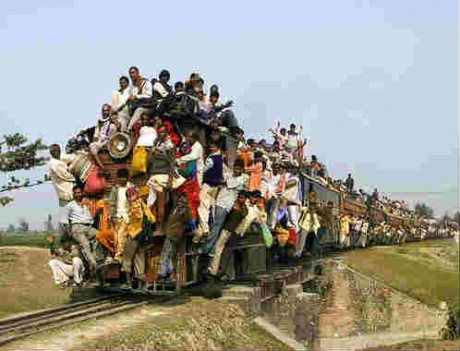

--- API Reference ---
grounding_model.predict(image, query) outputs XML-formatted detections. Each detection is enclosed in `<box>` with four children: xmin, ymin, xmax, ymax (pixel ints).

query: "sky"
<box><xmin>0</xmin><ymin>0</ymin><xmax>458</xmax><ymax>229</ymax></box>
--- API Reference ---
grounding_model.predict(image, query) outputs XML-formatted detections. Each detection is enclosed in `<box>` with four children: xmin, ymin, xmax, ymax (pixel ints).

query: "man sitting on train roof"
<box><xmin>89</xmin><ymin>104</ymin><xmax>120</xmax><ymax>169</ymax></box>
<box><xmin>127</xmin><ymin>66</ymin><xmax>153</xmax><ymax>131</ymax></box>
<box><xmin>111</xmin><ymin>76</ymin><xmax>131</xmax><ymax>132</ymax></box>
<box><xmin>152</xmin><ymin>69</ymin><xmax>172</xmax><ymax>101</ymax></box>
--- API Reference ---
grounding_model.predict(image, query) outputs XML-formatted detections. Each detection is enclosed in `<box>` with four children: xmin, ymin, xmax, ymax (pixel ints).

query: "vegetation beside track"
<box><xmin>344</xmin><ymin>239</ymin><xmax>459</xmax><ymax>307</ymax></box>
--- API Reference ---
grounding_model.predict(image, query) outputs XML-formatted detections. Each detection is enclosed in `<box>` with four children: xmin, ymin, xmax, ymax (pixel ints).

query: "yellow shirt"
<box><xmin>340</xmin><ymin>215</ymin><xmax>351</xmax><ymax>234</ymax></box>
<box><xmin>127</xmin><ymin>200</ymin><xmax>156</xmax><ymax>238</ymax></box>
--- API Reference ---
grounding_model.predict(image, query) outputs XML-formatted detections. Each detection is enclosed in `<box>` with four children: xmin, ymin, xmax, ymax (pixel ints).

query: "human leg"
<box><xmin>204</xmin><ymin>206</ymin><xmax>228</xmax><ymax>254</ymax></box>
<box><xmin>127</xmin><ymin>107</ymin><xmax>148</xmax><ymax>131</ymax></box>
<box><xmin>71</xmin><ymin>224</ymin><xmax>97</xmax><ymax>271</ymax></box>
<box><xmin>72</xmin><ymin>257</ymin><xmax>85</xmax><ymax>285</ymax></box>
<box><xmin>114</xmin><ymin>218</ymin><xmax>128</xmax><ymax>262</ymax></box>
<box><xmin>48</xmin><ymin>259</ymin><xmax>73</xmax><ymax>286</ymax></box>
<box><xmin>208</xmin><ymin>229</ymin><xmax>232</xmax><ymax>276</ymax></box>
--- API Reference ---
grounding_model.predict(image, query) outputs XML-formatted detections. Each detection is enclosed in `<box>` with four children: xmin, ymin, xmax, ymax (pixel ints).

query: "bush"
<box><xmin>441</xmin><ymin>302</ymin><xmax>459</xmax><ymax>340</ymax></box>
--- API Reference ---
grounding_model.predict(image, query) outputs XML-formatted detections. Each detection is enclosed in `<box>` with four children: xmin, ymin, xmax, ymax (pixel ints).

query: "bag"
<box><xmin>165</xmin><ymin>210</ymin><xmax>187</xmax><ymax>243</ymax></box>
<box><xmin>130</xmin><ymin>146</ymin><xmax>148</xmax><ymax>176</ymax></box>
<box><xmin>288</xmin><ymin>228</ymin><xmax>296</xmax><ymax>246</ymax></box>
<box><xmin>84</xmin><ymin>168</ymin><xmax>105</xmax><ymax>195</ymax></box>
<box><xmin>261</xmin><ymin>223</ymin><xmax>274</xmax><ymax>248</ymax></box>
<box><xmin>136</xmin><ymin>214</ymin><xmax>154</xmax><ymax>245</ymax></box>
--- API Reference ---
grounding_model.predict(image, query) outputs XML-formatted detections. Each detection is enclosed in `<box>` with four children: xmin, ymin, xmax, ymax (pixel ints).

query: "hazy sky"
<box><xmin>0</xmin><ymin>0</ymin><xmax>458</xmax><ymax>229</ymax></box>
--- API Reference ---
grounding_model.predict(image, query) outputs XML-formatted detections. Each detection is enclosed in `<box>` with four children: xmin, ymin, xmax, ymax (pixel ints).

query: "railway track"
<box><xmin>0</xmin><ymin>293</ymin><xmax>147</xmax><ymax>347</ymax></box>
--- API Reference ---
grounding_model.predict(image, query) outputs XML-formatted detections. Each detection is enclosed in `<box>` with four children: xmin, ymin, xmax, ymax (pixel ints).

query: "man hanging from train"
<box><xmin>208</xmin><ymin>190</ymin><xmax>250</xmax><ymax>280</ymax></box>
<box><xmin>49</xmin><ymin>144</ymin><xmax>76</xmax><ymax>240</ymax></box>
<box><xmin>60</xmin><ymin>185</ymin><xmax>99</xmax><ymax>277</ymax></box>
<box><xmin>296</xmin><ymin>202</ymin><xmax>321</xmax><ymax>259</ymax></box>
<box><xmin>108</xmin><ymin>168</ymin><xmax>134</xmax><ymax>263</ymax></box>
<box><xmin>120</xmin><ymin>187</ymin><xmax>156</xmax><ymax>291</ymax></box>
<box><xmin>157</xmin><ymin>195</ymin><xmax>190</xmax><ymax>282</ymax></box>
<box><xmin>266</xmin><ymin>163</ymin><xmax>286</xmax><ymax>231</ymax></box>
<box><xmin>194</xmin><ymin>142</ymin><xmax>224</xmax><ymax>245</ymax></box>
<box><xmin>46</xmin><ymin>234</ymin><xmax>85</xmax><ymax>289</ymax></box>
<box><xmin>202</xmin><ymin>158</ymin><xmax>249</xmax><ymax>255</ymax></box>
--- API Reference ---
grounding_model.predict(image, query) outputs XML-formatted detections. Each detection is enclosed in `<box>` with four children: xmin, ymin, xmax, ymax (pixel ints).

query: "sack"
<box><xmin>165</xmin><ymin>211</ymin><xmax>186</xmax><ymax>243</ymax></box>
<box><xmin>261</xmin><ymin>223</ymin><xmax>274</xmax><ymax>248</ymax></box>
<box><xmin>84</xmin><ymin>168</ymin><xmax>105</xmax><ymax>195</ymax></box>
<box><xmin>136</xmin><ymin>214</ymin><xmax>154</xmax><ymax>245</ymax></box>
<box><xmin>171</xmin><ymin>170</ymin><xmax>186</xmax><ymax>190</ymax></box>
<box><xmin>288</xmin><ymin>228</ymin><xmax>296</xmax><ymax>246</ymax></box>
<box><xmin>130</xmin><ymin>146</ymin><xmax>148</xmax><ymax>176</ymax></box>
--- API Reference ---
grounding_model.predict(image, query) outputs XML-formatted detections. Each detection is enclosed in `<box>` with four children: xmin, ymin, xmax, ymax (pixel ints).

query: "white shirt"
<box><xmin>178</xmin><ymin>141</ymin><xmax>204</xmax><ymax>173</ymax></box>
<box><xmin>130</xmin><ymin>79</ymin><xmax>153</xmax><ymax>99</ymax></box>
<box><xmin>216</xmin><ymin>174</ymin><xmax>249</xmax><ymax>212</ymax></box>
<box><xmin>62</xmin><ymin>201</ymin><xmax>93</xmax><ymax>225</ymax></box>
<box><xmin>50</xmin><ymin>158</ymin><xmax>75</xmax><ymax>201</ymax></box>
<box><xmin>111</xmin><ymin>88</ymin><xmax>130</xmax><ymax>114</ymax></box>
<box><xmin>153</xmin><ymin>81</ymin><xmax>170</xmax><ymax>98</ymax></box>
<box><xmin>117</xmin><ymin>186</ymin><xmax>130</xmax><ymax>223</ymax></box>
<box><xmin>137</xmin><ymin>126</ymin><xmax>157</xmax><ymax>147</ymax></box>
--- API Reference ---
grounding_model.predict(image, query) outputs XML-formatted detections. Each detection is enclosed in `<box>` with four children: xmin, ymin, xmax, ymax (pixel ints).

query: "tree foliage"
<box><xmin>0</xmin><ymin>133</ymin><xmax>49</xmax><ymax>206</ymax></box>
<box><xmin>453</xmin><ymin>212</ymin><xmax>460</xmax><ymax>225</ymax></box>
<box><xmin>414</xmin><ymin>202</ymin><xmax>435</xmax><ymax>218</ymax></box>
<box><xmin>442</xmin><ymin>212</ymin><xmax>452</xmax><ymax>222</ymax></box>
<box><xmin>17</xmin><ymin>217</ymin><xmax>29</xmax><ymax>232</ymax></box>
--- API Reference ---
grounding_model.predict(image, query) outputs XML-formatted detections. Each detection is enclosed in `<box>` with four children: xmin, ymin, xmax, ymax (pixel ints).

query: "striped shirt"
<box><xmin>61</xmin><ymin>200</ymin><xmax>94</xmax><ymax>225</ymax></box>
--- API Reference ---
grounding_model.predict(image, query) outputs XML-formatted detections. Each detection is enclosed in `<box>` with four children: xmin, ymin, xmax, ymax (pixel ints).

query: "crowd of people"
<box><xmin>47</xmin><ymin>66</ymin><xmax>458</xmax><ymax>291</ymax></box>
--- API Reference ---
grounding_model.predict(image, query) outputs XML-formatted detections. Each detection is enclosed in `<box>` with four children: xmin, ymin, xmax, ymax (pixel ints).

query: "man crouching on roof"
<box><xmin>120</xmin><ymin>187</ymin><xmax>155</xmax><ymax>291</ymax></box>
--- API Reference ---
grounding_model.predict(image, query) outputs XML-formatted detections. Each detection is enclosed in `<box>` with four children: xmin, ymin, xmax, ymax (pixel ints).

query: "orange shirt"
<box><xmin>247</xmin><ymin>162</ymin><xmax>263</xmax><ymax>191</ymax></box>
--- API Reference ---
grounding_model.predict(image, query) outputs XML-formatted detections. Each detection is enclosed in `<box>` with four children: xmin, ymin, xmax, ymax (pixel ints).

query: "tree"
<box><xmin>414</xmin><ymin>202</ymin><xmax>435</xmax><ymax>218</ymax></box>
<box><xmin>0</xmin><ymin>133</ymin><xmax>49</xmax><ymax>206</ymax></box>
<box><xmin>442</xmin><ymin>212</ymin><xmax>452</xmax><ymax>222</ymax></box>
<box><xmin>453</xmin><ymin>212</ymin><xmax>460</xmax><ymax>225</ymax></box>
<box><xmin>18</xmin><ymin>217</ymin><xmax>29</xmax><ymax>232</ymax></box>
<box><xmin>7</xmin><ymin>224</ymin><xmax>15</xmax><ymax>233</ymax></box>
<box><xmin>44</xmin><ymin>214</ymin><xmax>54</xmax><ymax>232</ymax></box>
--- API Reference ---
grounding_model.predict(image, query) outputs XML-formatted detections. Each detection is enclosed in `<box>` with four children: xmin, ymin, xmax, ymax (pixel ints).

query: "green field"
<box><xmin>0</xmin><ymin>231</ymin><xmax>55</xmax><ymax>248</ymax></box>
<box><xmin>344</xmin><ymin>239</ymin><xmax>459</xmax><ymax>307</ymax></box>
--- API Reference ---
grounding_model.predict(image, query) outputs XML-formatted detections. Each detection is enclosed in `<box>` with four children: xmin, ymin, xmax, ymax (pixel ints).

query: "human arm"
<box><xmin>203</xmin><ymin>157</ymin><xmax>214</xmax><ymax>173</ymax></box>
<box><xmin>108</xmin><ymin>188</ymin><xmax>117</xmax><ymax>225</ymax></box>
<box><xmin>153</xmin><ymin>82</ymin><xmax>170</xmax><ymax>98</ymax></box>
<box><xmin>142</xmin><ymin>202</ymin><xmax>156</xmax><ymax>224</ymax></box>
<box><xmin>178</xmin><ymin>143</ymin><xmax>202</xmax><ymax>164</ymax></box>
<box><xmin>133</xmin><ymin>80</ymin><xmax>153</xmax><ymax>99</ymax></box>
<box><xmin>51</xmin><ymin>161</ymin><xmax>75</xmax><ymax>183</ymax></box>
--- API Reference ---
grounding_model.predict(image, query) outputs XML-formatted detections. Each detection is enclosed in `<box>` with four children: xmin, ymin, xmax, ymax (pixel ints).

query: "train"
<box><xmin>69</xmin><ymin>141</ymin><xmax>452</xmax><ymax>297</ymax></box>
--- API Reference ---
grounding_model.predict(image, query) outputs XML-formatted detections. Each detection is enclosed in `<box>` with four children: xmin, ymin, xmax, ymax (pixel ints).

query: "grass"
<box><xmin>0</xmin><ymin>231</ymin><xmax>55</xmax><ymax>248</ymax></box>
<box><xmin>344</xmin><ymin>239</ymin><xmax>459</xmax><ymax>307</ymax></box>
<box><xmin>74</xmin><ymin>298</ymin><xmax>293</xmax><ymax>351</ymax></box>
<box><xmin>0</xmin><ymin>247</ymin><xmax>71</xmax><ymax>319</ymax></box>
<box><xmin>364</xmin><ymin>338</ymin><xmax>459</xmax><ymax>350</ymax></box>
